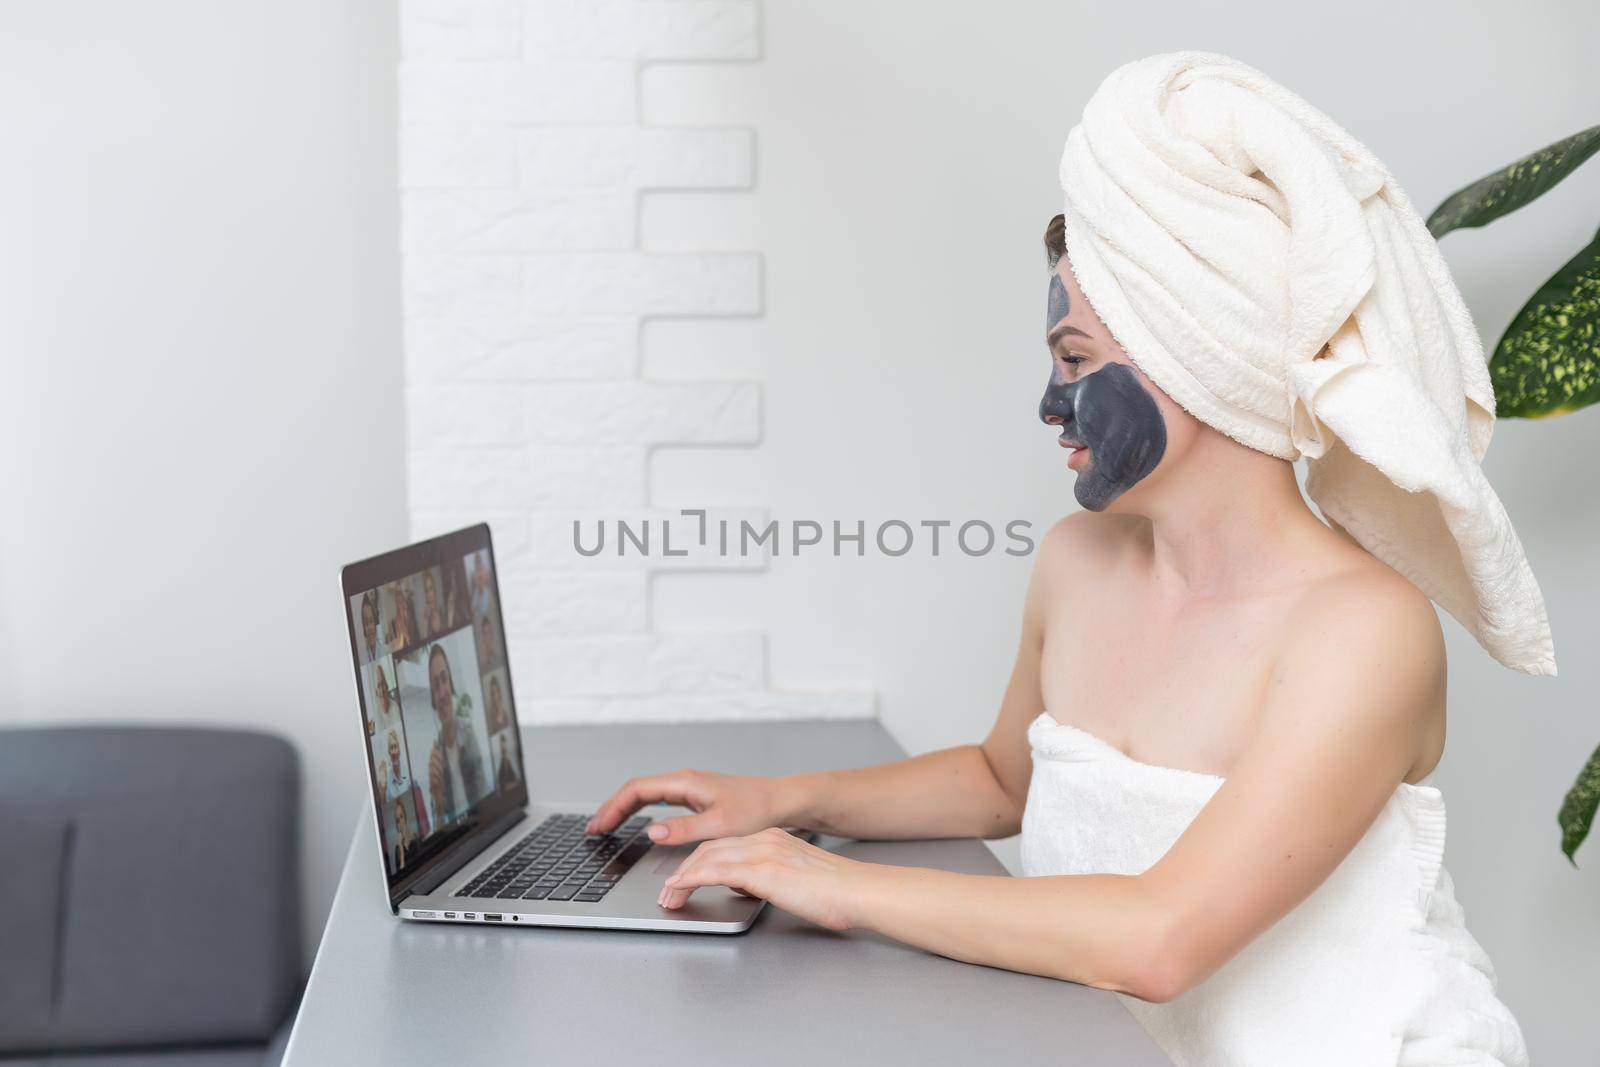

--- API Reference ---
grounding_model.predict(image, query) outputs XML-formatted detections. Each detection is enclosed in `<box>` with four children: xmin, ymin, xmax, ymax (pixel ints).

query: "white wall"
<box><xmin>398</xmin><ymin>0</ymin><xmax>873</xmax><ymax>722</ymax></box>
<box><xmin>0</xmin><ymin>1</ymin><xmax>406</xmax><ymax>964</ymax></box>
<box><xmin>643</xmin><ymin>1</ymin><xmax>1600</xmax><ymax>1059</ymax></box>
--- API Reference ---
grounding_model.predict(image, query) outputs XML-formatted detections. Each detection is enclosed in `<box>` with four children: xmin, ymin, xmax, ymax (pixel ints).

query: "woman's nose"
<box><xmin>1039</xmin><ymin>379</ymin><xmax>1076</xmax><ymax>426</ymax></box>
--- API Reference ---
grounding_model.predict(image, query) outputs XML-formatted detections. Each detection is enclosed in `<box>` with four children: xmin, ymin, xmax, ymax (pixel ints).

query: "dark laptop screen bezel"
<box><xmin>340</xmin><ymin>522</ymin><xmax>528</xmax><ymax>910</ymax></box>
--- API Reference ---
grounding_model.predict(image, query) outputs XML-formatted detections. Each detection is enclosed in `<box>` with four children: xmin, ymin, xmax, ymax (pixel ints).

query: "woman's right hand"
<box><xmin>585</xmin><ymin>769</ymin><xmax>801</xmax><ymax>846</ymax></box>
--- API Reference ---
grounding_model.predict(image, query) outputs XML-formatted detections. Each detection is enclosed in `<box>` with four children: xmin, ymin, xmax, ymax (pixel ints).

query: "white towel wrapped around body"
<box><xmin>1058</xmin><ymin>50</ymin><xmax>1555</xmax><ymax>675</ymax></box>
<box><xmin>1021</xmin><ymin>713</ymin><xmax>1531</xmax><ymax>1066</ymax></box>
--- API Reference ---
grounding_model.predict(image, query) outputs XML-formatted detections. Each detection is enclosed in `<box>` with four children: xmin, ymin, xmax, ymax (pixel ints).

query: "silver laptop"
<box><xmin>341</xmin><ymin>522</ymin><xmax>766</xmax><ymax>933</ymax></box>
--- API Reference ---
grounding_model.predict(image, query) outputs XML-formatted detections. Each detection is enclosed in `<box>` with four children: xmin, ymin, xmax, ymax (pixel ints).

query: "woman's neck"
<box><xmin>1135</xmin><ymin>436</ymin><xmax>1334</xmax><ymax>601</ymax></box>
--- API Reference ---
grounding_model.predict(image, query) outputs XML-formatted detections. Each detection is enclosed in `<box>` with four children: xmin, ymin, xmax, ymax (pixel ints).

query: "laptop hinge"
<box><xmin>407</xmin><ymin>809</ymin><xmax>527</xmax><ymax>898</ymax></box>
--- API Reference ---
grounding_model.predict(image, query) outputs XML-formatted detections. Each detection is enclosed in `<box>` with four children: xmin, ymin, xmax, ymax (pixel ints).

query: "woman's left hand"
<box><xmin>657</xmin><ymin>826</ymin><xmax>872</xmax><ymax>931</ymax></box>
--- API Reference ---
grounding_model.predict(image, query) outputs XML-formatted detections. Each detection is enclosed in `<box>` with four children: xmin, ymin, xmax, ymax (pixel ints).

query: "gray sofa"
<box><xmin>0</xmin><ymin>727</ymin><xmax>302</xmax><ymax>1066</ymax></box>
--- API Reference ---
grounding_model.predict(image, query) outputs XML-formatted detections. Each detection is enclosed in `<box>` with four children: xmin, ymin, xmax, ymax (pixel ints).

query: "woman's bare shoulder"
<box><xmin>1034</xmin><ymin>511</ymin><xmax>1146</xmax><ymax>571</ymax></box>
<box><xmin>1275</xmin><ymin>554</ymin><xmax>1446</xmax><ymax>744</ymax></box>
<box><xmin>1291</xmin><ymin>554</ymin><xmax>1443</xmax><ymax>655</ymax></box>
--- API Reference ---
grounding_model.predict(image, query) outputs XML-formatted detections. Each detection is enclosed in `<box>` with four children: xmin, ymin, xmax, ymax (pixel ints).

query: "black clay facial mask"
<box><xmin>1046</xmin><ymin>275</ymin><xmax>1072</xmax><ymax>336</ymax></box>
<box><xmin>1039</xmin><ymin>361</ymin><xmax>1167</xmax><ymax>511</ymax></box>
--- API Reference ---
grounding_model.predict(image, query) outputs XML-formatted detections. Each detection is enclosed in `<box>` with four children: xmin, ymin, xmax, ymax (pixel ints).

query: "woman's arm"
<box><xmin>586</xmin><ymin>536</ymin><xmax>1055</xmax><ymax>845</ymax></box>
<box><xmin>658</xmin><ymin>571</ymin><xmax>1444</xmax><ymax>1002</ymax></box>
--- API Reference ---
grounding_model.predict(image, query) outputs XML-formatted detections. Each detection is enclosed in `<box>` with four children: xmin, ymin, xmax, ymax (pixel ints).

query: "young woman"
<box><xmin>587</xmin><ymin>52</ymin><xmax>1548</xmax><ymax>1066</ymax></box>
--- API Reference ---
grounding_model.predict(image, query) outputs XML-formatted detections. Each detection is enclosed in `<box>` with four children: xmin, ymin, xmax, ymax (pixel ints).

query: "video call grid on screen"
<box><xmin>343</xmin><ymin>525</ymin><xmax>527</xmax><ymax>898</ymax></box>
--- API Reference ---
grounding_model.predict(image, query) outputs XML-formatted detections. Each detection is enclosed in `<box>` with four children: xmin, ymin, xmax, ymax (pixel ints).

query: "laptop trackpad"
<box><xmin>650</xmin><ymin>845</ymin><xmax>691</xmax><ymax>874</ymax></box>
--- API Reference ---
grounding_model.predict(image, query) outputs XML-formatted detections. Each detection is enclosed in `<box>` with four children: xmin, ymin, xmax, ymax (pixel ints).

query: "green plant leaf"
<box><xmin>1559</xmin><ymin>741</ymin><xmax>1600</xmax><ymax>864</ymax></box>
<box><xmin>1489</xmin><ymin>226</ymin><xmax>1600</xmax><ymax>418</ymax></box>
<box><xmin>1427</xmin><ymin>125</ymin><xmax>1600</xmax><ymax>239</ymax></box>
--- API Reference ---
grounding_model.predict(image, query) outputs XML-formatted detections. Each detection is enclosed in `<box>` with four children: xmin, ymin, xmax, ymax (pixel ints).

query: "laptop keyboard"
<box><xmin>456</xmin><ymin>813</ymin><xmax>653</xmax><ymax>903</ymax></box>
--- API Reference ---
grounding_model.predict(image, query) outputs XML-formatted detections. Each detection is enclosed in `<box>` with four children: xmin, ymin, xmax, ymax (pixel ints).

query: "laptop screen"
<box><xmin>341</xmin><ymin>523</ymin><xmax>527</xmax><ymax>905</ymax></box>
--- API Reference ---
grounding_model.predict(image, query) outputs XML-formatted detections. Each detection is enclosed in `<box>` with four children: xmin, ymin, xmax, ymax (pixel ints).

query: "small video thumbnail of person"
<box><xmin>381</xmin><ymin>790</ymin><xmax>425</xmax><ymax>874</ymax></box>
<box><xmin>481</xmin><ymin>667</ymin><xmax>512</xmax><ymax>736</ymax></box>
<box><xmin>379</xmin><ymin>578</ymin><xmax>422</xmax><ymax>654</ymax></box>
<box><xmin>366</xmin><ymin>657</ymin><xmax>403</xmax><ymax>735</ymax></box>
<box><xmin>492</xmin><ymin>728</ymin><xmax>521</xmax><ymax>792</ymax></box>
<box><xmin>480</xmin><ymin>667</ymin><xmax>519</xmax><ymax>790</ymax></box>
<box><xmin>439</xmin><ymin>555</ymin><xmax>472</xmax><ymax>633</ymax></box>
<box><xmin>474</xmin><ymin>610</ymin><xmax>504</xmax><ymax>673</ymax></box>
<box><xmin>465</xmin><ymin>548</ymin><xmax>498</xmax><ymax>623</ymax></box>
<box><xmin>352</xmin><ymin>589</ymin><xmax>388</xmax><ymax>666</ymax></box>
<box><xmin>394</xmin><ymin>626</ymin><xmax>494</xmax><ymax>833</ymax></box>
<box><xmin>415</xmin><ymin>567</ymin><xmax>446</xmax><ymax>642</ymax></box>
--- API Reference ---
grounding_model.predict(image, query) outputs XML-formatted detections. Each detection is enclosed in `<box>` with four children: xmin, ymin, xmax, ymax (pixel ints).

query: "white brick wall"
<box><xmin>400</xmin><ymin>0</ymin><xmax>873</xmax><ymax>725</ymax></box>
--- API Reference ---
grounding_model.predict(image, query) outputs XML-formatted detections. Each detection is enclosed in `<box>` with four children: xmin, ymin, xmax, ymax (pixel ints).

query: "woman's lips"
<box><xmin>1058</xmin><ymin>434</ymin><xmax>1090</xmax><ymax>469</ymax></box>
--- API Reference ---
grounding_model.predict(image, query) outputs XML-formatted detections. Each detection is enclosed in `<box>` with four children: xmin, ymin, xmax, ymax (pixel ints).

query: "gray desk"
<box><xmin>284</xmin><ymin>720</ymin><xmax>1170</xmax><ymax>1065</ymax></box>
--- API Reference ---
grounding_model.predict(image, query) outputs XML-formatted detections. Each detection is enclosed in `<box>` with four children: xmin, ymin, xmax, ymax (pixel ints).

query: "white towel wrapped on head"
<box><xmin>1058</xmin><ymin>50</ymin><xmax>1555</xmax><ymax>676</ymax></box>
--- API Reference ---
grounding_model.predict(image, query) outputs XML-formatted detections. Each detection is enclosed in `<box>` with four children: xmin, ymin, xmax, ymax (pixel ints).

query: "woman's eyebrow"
<box><xmin>1047</xmin><ymin>322</ymin><xmax>1091</xmax><ymax>344</ymax></box>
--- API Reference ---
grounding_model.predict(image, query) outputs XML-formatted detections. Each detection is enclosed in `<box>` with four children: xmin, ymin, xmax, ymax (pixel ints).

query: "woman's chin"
<box><xmin>1071</xmin><ymin>470</ymin><xmax>1144</xmax><ymax>515</ymax></box>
